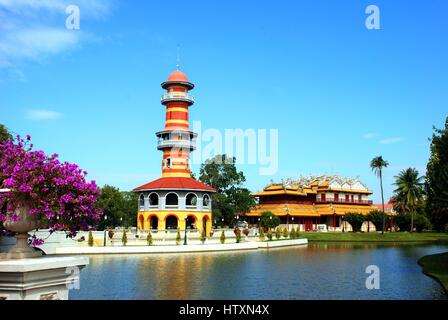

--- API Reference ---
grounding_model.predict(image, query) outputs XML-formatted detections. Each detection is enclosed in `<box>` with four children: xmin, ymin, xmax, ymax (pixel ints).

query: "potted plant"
<box><xmin>0</xmin><ymin>136</ymin><xmax>102</xmax><ymax>259</ymax></box>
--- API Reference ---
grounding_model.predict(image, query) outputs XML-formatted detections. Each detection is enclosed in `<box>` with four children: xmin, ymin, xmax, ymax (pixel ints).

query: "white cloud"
<box><xmin>0</xmin><ymin>0</ymin><xmax>113</xmax><ymax>70</ymax></box>
<box><xmin>379</xmin><ymin>137</ymin><xmax>405</xmax><ymax>145</ymax></box>
<box><xmin>26</xmin><ymin>109</ymin><xmax>63</xmax><ymax>121</ymax></box>
<box><xmin>363</xmin><ymin>132</ymin><xmax>379</xmax><ymax>139</ymax></box>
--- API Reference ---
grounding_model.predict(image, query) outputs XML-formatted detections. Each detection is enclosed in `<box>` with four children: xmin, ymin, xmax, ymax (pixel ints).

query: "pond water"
<box><xmin>70</xmin><ymin>243</ymin><xmax>448</xmax><ymax>300</ymax></box>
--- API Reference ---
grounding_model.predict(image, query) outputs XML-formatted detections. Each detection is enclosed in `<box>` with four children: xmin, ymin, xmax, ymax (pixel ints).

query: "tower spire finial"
<box><xmin>176</xmin><ymin>45</ymin><xmax>181</xmax><ymax>70</ymax></box>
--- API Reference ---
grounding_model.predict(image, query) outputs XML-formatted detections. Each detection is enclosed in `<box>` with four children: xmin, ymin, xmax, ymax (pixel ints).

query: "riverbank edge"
<box><xmin>45</xmin><ymin>238</ymin><xmax>308</xmax><ymax>255</ymax></box>
<box><xmin>298</xmin><ymin>232</ymin><xmax>448</xmax><ymax>243</ymax></box>
<box><xmin>418</xmin><ymin>252</ymin><xmax>448</xmax><ymax>294</ymax></box>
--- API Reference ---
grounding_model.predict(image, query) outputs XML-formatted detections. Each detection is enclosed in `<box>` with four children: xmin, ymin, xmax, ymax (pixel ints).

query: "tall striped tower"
<box><xmin>157</xmin><ymin>69</ymin><xmax>197</xmax><ymax>178</ymax></box>
<box><xmin>134</xmin><ymin>68</ymin><xmax>215</xmax><ymax>236</ymax></box>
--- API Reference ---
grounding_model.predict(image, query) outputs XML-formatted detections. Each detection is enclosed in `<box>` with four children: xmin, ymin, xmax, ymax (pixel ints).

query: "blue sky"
<box><xmin>1</xmin><ymin>0</ymin><xmax>447</xmax><ymax>203</ymax></box>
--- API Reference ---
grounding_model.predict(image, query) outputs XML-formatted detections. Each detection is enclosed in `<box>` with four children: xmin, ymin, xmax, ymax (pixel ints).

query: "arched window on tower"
<box><xmin>203</xmin><ymin>194</ymin><xmax>211</xmax><ymax>209</ymax></box>
<box><xmin>149</xmin><ymin>193</ymin><xmax>159</xmax><ymax>208</ymax></box>
<box><xmin>165</xmin><ymin>193</ymin><xmax>178</xmax><ymax>208</ymax></box>
<box><xmin>186</xmin><ymin>193</ymin><xmax>198</xmax><ymax>209</ymax></box>
<box><xmin>139</xmin><ymin>194</ymin><xmax>145</xmax><ymax>211</ymax></box>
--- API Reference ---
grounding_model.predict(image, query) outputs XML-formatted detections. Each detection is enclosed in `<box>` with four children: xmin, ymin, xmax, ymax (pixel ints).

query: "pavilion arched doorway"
<box><xmin>186</xmin><ymin>216</ymin><xmax>196</xmax><ymax>229</ymax></box>
<box><xmin>166</xmin><ymin>215</ymin><xmax>178</xmax><ymax>230</ymax></box>
<box><xmin>150</xmin><ymin>216</ymin><xmax>158</xmax><ymax>230</ymax></box>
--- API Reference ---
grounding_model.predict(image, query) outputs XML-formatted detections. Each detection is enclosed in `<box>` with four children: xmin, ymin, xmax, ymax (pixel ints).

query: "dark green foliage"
<box><xmin>260</xmin><ymin>211</ymin><xmax>281</xmax><ymax>229</ymax></box>
<box><xmin>199</xmin><ymin>155</ymin><xmax>257</xmax><ymax>226</ymax></box>
<box><xmin>96</xmin><ymin>185</ymin><xmax>138</xmax><ymax>229</ymax></box>
<box><xmin>426</xmin><ymin>117</ymin><xmax>448</xmax><ymax>231</ymax></box>
<box><xmin>344</xmin><ymin>213</ymin><xmax>366</xmax><ymax>232</ymax></box>
<box><xmin>0</xmin><ymin>124</ymin><xmax>12</xmax><ymax>143</ymax></box>
<box><xmin>282</xmin><ymin>227</ymin><xmax>288</xmax><ymax>238</ymax></box>
<box><xmin>367</xmin><ymin>210</ymin><xmax>389</xmax><ymax>231</ymax></box>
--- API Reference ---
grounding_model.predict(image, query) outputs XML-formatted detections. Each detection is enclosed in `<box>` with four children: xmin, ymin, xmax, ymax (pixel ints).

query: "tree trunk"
<box><xmin>380</xmin><ymin>170</ymin><xmax>385</xmax><ymax>235</ymax></box>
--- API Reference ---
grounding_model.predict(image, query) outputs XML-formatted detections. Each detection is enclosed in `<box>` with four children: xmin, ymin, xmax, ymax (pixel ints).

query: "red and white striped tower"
<box><xmin>157</xmin><ymin>69</ymin><xmax>197</xmax><ymax>178</ymax></box>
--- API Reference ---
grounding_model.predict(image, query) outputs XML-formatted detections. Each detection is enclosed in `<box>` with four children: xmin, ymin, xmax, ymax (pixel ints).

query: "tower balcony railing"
<box><xmin>161</xmin><ymin>92</ymin><xmax>195</xmax><ymax>104</ymax></box>
<box><xmin>157</xmin><ymin>139</ymin><xmax>196</xmax><ymax>150</ymax></box>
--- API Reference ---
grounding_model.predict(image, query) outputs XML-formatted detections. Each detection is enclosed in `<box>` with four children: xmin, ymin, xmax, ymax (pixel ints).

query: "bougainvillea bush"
<box><xmin>0</xmin><ymin>135</ymin><xmax>102</xmax><ymax>245</ymax></box>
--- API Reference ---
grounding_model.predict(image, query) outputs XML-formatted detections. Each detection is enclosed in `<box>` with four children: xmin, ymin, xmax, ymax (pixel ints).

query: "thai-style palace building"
<box><xmin>247</xmin><ymin>175</ymin><xmax>376</xmax><ymax>232</ymax></box>
<box><xmin>133</xmin><ymin>68</ymin><xmax>215</xmax><ymax>235</ymax></box>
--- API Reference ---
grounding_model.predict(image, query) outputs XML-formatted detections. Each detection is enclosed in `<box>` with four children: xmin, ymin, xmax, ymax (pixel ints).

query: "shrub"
<box><xmin>146</xmin><ymin>232</ymin><xmax>153</xmax><ymax>246</ymax></box>
<box><xmin>260</xmin><ymin>211</ymin><xmax>281</xmax><ymax>229</ymax></box>
<box><xmin>234</xmin><ymin>227</ymin><xmax>242</xmax><ymax>243</ymax></box>
<box><xmin>122</xmin><ymin>229</ymin><xmax>128</xmax><ymax>246</ymax></box>
<box><xmin>176</xmin><ymin>228</ymin><xmax>182</xmax><ymax>245</ymax></box>
<box><xmin>220</xmin><ymin>230</ymin><xmax>226</xmax><ymax>244</ymax></box>
<box><xmin>414</xmin><ymin>214</ymin><xmax>432</xmax><ymax>232</ymax></box>
<box><xmin>395</xmin><ymin>213</ymin><xmax>411</xmax><ymax>231</ymax></box>
<box><xmin>108</xmin><ymin>229</ymin><xmax>115</xmax><ymax>240</ymax></box>
<box><xmin>243</xmin><ymin>228</ymin><xmax>250</xmax><ymax>237</ymax></box>
<box><xmin>275</xmin><ymin>227</ymin><xmax>281</xmax><ymax>240</ymax></box>
<box><xmin>282</xmin><ymin>227</ymin><xmax>288</xmax><ymax>238</ymax></box>
<box><xmin>289</xmin><ymin>228</ymin><xmax>296</xmax><ymax>239</ymax></box>
<box><xmin>267</xmin><ymin>229</ymin><xmax>273</xmax><ymax>241</ymax></box>
<box><xmin>259</xmin><ymin>227</ymin><xmax>265</xmax><ymax>241</ymax></box>
<box><xmin>295</xmin><ymin>227</ymin><xmax>300</xmax><ymax>238</ymax></box>
<box><xmin>88</xmin><ymin>230</ymin><xmax>94</xmax><ymax>247</ymax></box>
<box><xmin>344</xmin><ymin>213</ymin><xmax>366</xmax><ymax>232</ymax></box>
<box><xmin>200</xmin><ymin>227</ymin><xmax>206</xmax><ymax>243</ymax></box>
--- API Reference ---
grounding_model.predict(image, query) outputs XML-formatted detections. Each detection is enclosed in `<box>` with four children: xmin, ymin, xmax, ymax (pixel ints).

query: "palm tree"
<box><xmin>370</xmin><ymin>156</ymin><xmax>389</xmax><ymax>234</ymax></box>
<box><xmin>393</xmin><ymin>168</ymin><xmax>424</xmax><ymax>232</ymax></box>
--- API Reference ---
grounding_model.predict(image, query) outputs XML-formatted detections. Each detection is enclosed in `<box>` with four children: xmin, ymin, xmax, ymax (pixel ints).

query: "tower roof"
<box><xmin>168</xmin><ymin>70</ymin><xmax>189</xmax><ymax>82</ymax></box>
<box><xmin>161</xmin><ymin>69</ymin><xmax>194</xmax><ymax>90</ymax></box>
<box><xmin>133</xmin><ymin>177</ymin><xmax>216</xmax><ymax>192</ymax></box>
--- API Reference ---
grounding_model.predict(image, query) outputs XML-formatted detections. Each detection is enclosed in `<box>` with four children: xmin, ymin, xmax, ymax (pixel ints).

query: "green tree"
<box><xmin>426</xmin><ymin>117</ymin><xmax>448</xmax><ymax>231</ymax></box>
<box><xmin>370</xmin><ymin>156</ymin><xmax>389</xmax><ymax>234</ymax></box>
<box><xmin>295</xmin><ymin>227</ymin><xmax>300</xmax><ymax>238</ymax></box>
<box><xmin>282</xmin><ymin>227</ymin><xmax>288</xmax><ymax>238</ymax></box>
<box><xmin>393</xmin><ymin>168</ymin><xmax>425</xmax><ymax>233</ymax></box>
<box><xmin>146</xmin><ymin>232</ymin><xmax>153</xmax><ymax>246</ymax></box>
<box><xmin>88</xmin><ymin>231</ymin><xmax>94</xmax><ymax>247</ymax></box>
<box><xmin>122</xmin><ymin>229</ymin><xmax>128</xmax><ymax>246</ymax></box>
<box><xmin>259</xmin><ymin>227</ymin><xmax>265</xmax><ymax>241</ymax></box>
<box><xmin>96</xmin><ymin>185</ymin><xmax>138</xmax><ymax>229</ymax></box>
<box><xmin>220</xmin><ymin>230</ymin><xmax>226</xmax><ymax>244</ymax></box>
<box><xmin>0</xmin><ymin>124</ymin><xmax>12</xmax><ymax>143</ymax></box>
<box><xmin>367</xmin><ymin>210</ymin><xmax>388</xmax><ymax>231</ymax></box>
<box><xmin>344</xmin><ymin>213</ymin><xmax>366</xmax><ymax>232</ymax></box>
<box><xmin>199</xmin><ymin>155</ymin><xmax>257</xmax><ymax>226</ymax></box>
<box><xmin>260</xmin><ymin>211</ymin><xmax>281</xmax><ymax>229</ymax></box>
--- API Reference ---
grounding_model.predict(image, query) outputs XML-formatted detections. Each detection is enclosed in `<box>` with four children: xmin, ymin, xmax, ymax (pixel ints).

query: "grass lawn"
<box><xmin>418</xmin><ymin>252</ymin><xmax>448</xmax><ymax>293</ymax></box>
<box><xmin>298</xmin><ymin>232</ymin><xmax>448</xmax><ymax>243</ymax></box>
